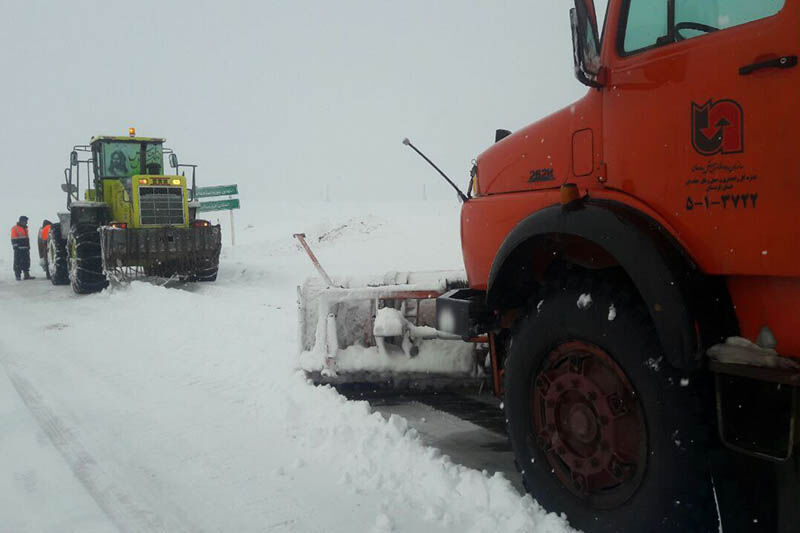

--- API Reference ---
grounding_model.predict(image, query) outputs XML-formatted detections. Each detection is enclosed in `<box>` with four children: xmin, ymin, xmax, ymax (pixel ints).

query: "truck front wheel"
<box><xmin>504</xmin><ymin>274</ymin><xmax>717</xmax><ymax>532</ymax></box>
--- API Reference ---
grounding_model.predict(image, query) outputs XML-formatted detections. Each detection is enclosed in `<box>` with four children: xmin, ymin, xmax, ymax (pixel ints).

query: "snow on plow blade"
<box><xmin>99</xmin><ymin>225</ymin><xmax>222</xmax><ymax>279</ymax></box>
<box><xmin>297</xmin><ymin>270</ymin><xmax>485</xmax><ymax>388</ymax></box>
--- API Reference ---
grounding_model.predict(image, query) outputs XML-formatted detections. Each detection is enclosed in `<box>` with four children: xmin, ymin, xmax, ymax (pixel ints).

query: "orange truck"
<box><xmin>435</xmin><ymin>1</ymin><xmax>800</xmax><ymax>531</ymax></box>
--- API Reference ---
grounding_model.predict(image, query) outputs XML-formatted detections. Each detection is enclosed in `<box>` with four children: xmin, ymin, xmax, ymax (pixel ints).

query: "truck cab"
<box><xmin>468</xmin><ymin>0</ymin><xmax>800</xmax><ymax>355</ymax></box>
<box><xmin>448</xmin><ymin>1</ymin><xmax>800</xmax><ymax>530</ymax></box>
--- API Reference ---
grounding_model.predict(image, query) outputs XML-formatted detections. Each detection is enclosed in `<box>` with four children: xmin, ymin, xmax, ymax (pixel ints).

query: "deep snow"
<box><xmin>0</xmin><ymin>201</ymin><xmax>576</xmax><ymax>532</ymax></box>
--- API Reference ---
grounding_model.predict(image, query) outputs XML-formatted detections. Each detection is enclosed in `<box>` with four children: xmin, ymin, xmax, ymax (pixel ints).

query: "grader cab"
<box><xmin>47</xmin><ymin>129</ymin><xmax>222</xmax><ymax>293</ymax></box>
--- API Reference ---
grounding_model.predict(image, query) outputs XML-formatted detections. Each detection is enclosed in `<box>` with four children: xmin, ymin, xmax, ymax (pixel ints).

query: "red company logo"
<box><xmin>691</xmin><ymin>99</ymin><xmax>743</xmax><ymax>156</ymax></box>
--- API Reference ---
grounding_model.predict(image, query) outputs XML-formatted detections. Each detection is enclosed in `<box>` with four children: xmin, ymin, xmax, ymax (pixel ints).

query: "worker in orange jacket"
<box><xmin>38</xmin><ymin>220</ymin><xmax>52</xmax><ymax>279</ymax></box>
<box><xmin>10</xmin><ymin>215</ymin><xmax>34</xmax><ymax>281</ymax></box>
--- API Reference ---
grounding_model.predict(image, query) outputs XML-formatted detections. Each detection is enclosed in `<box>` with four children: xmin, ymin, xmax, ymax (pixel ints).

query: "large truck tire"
<box><xmin>69</xmin><ymin>224</ymin><xmax>108</xmax><ymax>294</ymax></box>
<box><xmin>503</xmin><ymin>272</ymin><xmax>717</xmax><ymax>532</ymax></box>
<box><xmin>188</xmin><ymin>257</ymin><xmax>218</xmax><ymax>282</ymax></box>
<box><xmin>47</xmin><ymin>223</ymin><xmax>69</xmax><ymax>285</ymax></box>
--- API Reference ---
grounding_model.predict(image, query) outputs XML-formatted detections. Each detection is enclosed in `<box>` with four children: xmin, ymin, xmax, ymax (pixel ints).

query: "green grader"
<box><xmin>47</xmin><ymin>129</ymin><xmax>222</xmax><ymax>293</ymax></box>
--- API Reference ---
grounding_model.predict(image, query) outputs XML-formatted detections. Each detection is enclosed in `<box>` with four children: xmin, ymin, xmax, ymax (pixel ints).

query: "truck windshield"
<box><xmin>100</xmin><ymin>142</ymin><xmax>163</xmax><ymax>178</ymax></box>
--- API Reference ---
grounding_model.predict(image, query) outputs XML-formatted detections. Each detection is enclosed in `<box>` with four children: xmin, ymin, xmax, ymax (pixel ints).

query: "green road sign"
<box><xmin>198</xmin><ymin>198</ymin><xmax>240</xmax><ymax>212</ymax></box>
<box><xmin>195</xmin><ymin>184</ymin><xmax>238</xmax><ymax>198</ymax></box>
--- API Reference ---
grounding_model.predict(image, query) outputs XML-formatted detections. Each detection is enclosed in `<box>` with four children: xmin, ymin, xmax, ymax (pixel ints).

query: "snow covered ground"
<box><xmin>0</xmin><ymin>201</ymin><xmax>576</xmax><ymax>532</ymax></box>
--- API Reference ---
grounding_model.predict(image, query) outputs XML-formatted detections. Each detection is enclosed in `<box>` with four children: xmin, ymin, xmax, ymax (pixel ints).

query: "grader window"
<box><xmin>100</xmin><ymin>142</ymin><xmax>164</xmax><ymax>178</ymax></box>
<box><xmin>101</xmin><ymin>142</ymin><xmax>142</xmax><ymax>178</ymax></box>
<box><xmin>144</xmin><ymin>143</ymin><xmax>163</xmax><ymax>175</ymax></box>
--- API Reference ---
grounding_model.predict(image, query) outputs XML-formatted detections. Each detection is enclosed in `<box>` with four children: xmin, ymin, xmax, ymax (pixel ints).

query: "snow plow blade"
<box><xmin>99</xmin><ymin>225</ymin><xmax>221</xmax><ymax>280</ymax></box>
<box><xmin>297</xmin><ymin>270</ymin><xmax>487</xmax><ymax>390</ymax></box>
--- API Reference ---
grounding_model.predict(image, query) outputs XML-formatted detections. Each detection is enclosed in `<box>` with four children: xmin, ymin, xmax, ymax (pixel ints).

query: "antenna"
<box><xmin>403</xmin><ymin>138</ymin><xmax>468</xmax><ymax>203</ymax></box>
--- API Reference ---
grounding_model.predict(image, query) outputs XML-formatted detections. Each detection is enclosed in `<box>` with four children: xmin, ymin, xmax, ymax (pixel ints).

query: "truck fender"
<box><xmin>487</xmin><ymin>200</ymin><xmax>701</xmax><ymax>370</ymax></box>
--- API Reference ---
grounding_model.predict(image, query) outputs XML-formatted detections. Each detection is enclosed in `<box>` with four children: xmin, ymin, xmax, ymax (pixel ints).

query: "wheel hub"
<box><xmin>567</xmin><ymin>403</ymin><xmax>597</xmax><ymax>443</ymax></box>
<box><xmin>531</xmin><ymin>341</ymin><xmax>646</xmax><ymax>508</ymax></box>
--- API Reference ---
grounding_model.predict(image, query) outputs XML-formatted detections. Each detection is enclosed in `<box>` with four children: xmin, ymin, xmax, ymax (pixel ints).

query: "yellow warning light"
<box><xmin>129</xmin><ymin>127</ymin><xmax>136</xmax><ymax>137</ymax></box>
<box><xmin>560</xmin><ymin>183</ymin><xmax>581</xmax><ymax>206</ymax></box>
<box><xmin>170</xmin><ymin>178</ymin><xmax>181</xmax><ymax>186</ymax></box>
<box><xmin>138</xmin><ymin>178</ymin><xmax>149</xmax><ymax>185</ymax></box>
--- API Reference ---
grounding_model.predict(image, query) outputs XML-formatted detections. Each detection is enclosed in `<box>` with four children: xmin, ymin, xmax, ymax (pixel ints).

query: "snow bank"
<box><xmin>281</xmin><ymin>375</ymin><xmax>574</xmax><ymax>532</ymax></box>
<box><xmin>0</xmin><ymin>201</ymin><xmax>577</xmax><ymax>532</ymax></box>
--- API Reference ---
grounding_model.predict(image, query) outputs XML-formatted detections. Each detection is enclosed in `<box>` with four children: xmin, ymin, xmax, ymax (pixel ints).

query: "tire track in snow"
<box><xmin>1</xmin><ymin>363</ymin><xmax>193</xmax><ymax>533</ymax></box>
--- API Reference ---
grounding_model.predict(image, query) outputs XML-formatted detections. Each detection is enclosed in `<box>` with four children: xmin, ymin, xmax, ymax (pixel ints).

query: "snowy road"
<box><xmin>350</xmin><ymin>391</ymin><xmax>523</xmax><ymax>494</ymax></box>
<box><xmin>0</xmin><ymin>202</ymin><xmax>575</xmax><ymax>532</ymax></box>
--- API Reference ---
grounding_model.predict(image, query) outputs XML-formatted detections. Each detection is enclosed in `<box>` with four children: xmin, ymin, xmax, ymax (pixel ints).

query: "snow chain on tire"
<box><xmin>47</xmin><ymin>223</ymin><xmax>69</xmax><ymax>285</ymax></box>
<box><xmin>69</xmin><ymin>224</ymin><xmax>108</xmax><ymax>294</ymax></box>
<box><xmin>189</xmin><ymin>257</ymin><xmax>219</xmax><ymax>282</ymax></box>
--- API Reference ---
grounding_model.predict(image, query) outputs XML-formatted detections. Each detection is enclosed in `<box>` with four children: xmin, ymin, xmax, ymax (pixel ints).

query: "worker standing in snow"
<box><xmin>10</xmin><ymin>216</ymin><xmax>34</xmax><ymax>281</ymax></box>
<box><xmin>38</xmin><ymin>219</ymin><xmax>52</xmax><ymax>279</ymax></box>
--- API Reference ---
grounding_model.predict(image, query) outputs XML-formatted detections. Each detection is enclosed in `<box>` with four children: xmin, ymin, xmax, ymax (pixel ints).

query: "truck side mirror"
<box><xmin>70</xmin><ymin>151</ymin><xmax>79</xmax><ymax>167</ymax></box>
<box><xmin>570</xmin><ymin>0</ymin><xmax>604</xmax><ymax>88</ymax></box>
<box><xmin>495</xmin><ymin>129</ymin><xmax>512</xmax><ymax>143</ymax></box>
<box><xmin>61</xmin><ymin>183</ymin><xmax>78</xmax><ymax>194</ymax></box>
<box><xmin>169</xmin><ymin>153</ymin><xmax>178</xmax><ymax>169</ymax></box>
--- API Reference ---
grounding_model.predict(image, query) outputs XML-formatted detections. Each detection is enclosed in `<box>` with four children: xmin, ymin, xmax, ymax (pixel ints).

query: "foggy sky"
<box><xmin>0</xmin><ymin>1</ymin><xmax>603</xmax><ymax>228</ymax></box>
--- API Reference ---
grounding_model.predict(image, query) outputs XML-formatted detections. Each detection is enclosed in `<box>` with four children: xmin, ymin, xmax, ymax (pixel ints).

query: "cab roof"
<box><xmin>90</xmin><ymin>136</ymin><xmax>166</xmax><ymax>144</ymax></box>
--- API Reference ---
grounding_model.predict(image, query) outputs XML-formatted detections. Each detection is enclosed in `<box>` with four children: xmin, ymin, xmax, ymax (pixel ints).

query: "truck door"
<box><xmin>603</xmin><ymin>0</ymin><xmax>800</xmax><ymax>276</ymax></box>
